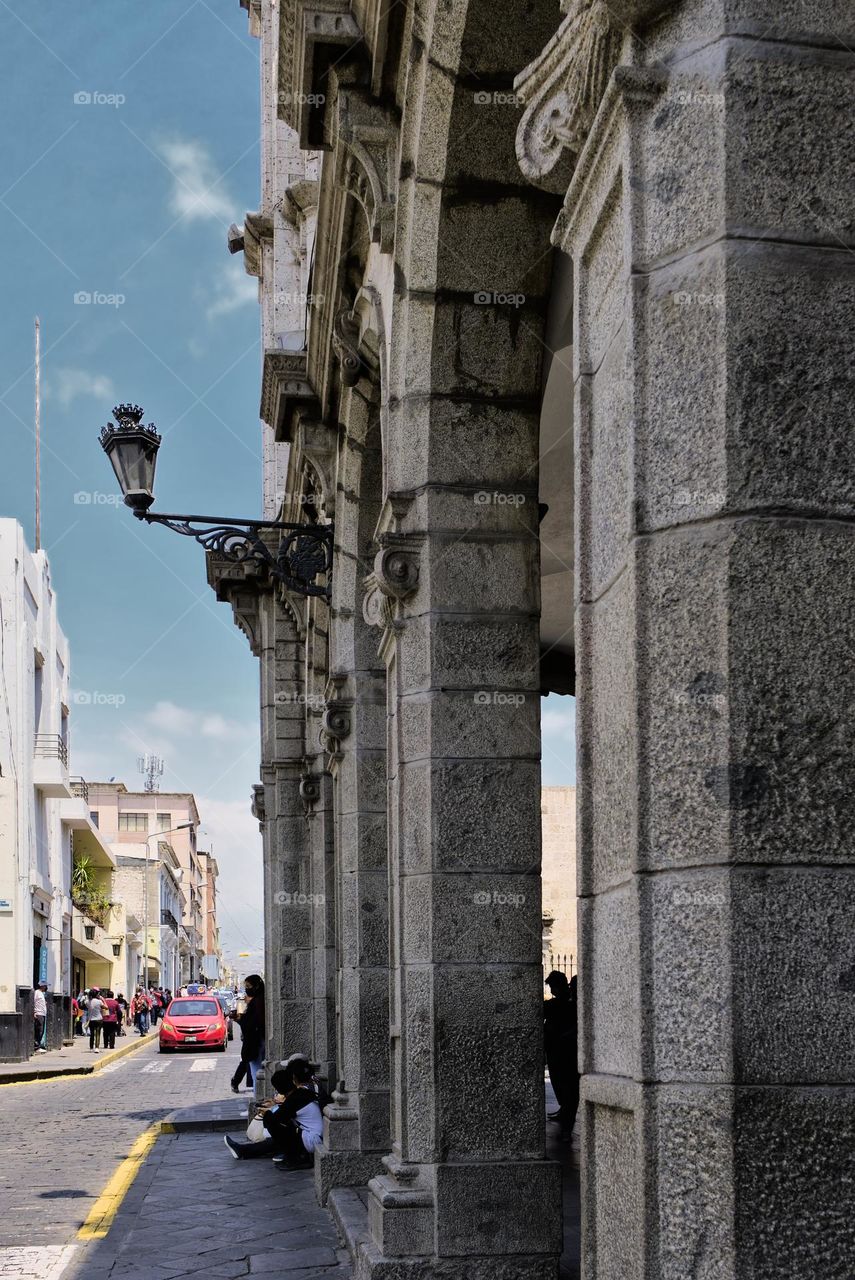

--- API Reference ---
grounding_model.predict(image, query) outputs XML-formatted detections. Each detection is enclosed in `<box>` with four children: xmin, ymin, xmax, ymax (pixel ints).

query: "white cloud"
<box><xmin>52</xmin><ymin>368</ymin><xmax>115</xmax><ymax>408</ymax></box>
<box><xmin>200</xmin><ymin>713</ymin><xmax>232</xmax><ymax>739</ymax></box>
<box><xmin>142</xmin><ymin>700</ymin><xmax>250</xmax><ymax>742</ymax></box>
<box><xmin>145</xmin><ymin>700</ymin><xmax>196</xmax><ymax>735</ymax></box>
<box><xmin>206</xmin><ymin>260</ymin><xmax>258</xmax><ymax>321</ymax></box>
<box><xmin>194</xmin><ymin>794</ymin><xmax>263</xmax><ymax>956</ymax></box>
<box><xmin>542</xmin><ymin>700</ymin><xmax>575</xmax><ymax>736</ymax></box>
<box><xmin>158</xmin><ymin>138</ymin><xmax>233</xmax><ymax>224</ymax></box>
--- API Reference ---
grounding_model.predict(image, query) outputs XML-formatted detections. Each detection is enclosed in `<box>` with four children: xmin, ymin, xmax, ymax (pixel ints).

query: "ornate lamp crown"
<box><xmin>100</xmin><ymin>403</ymin><xmax>161</xmax><ymax>445</ymax></box>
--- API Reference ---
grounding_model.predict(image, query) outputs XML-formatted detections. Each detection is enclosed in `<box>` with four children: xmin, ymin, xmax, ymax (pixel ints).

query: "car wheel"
<box><xmin>159</xmin><ymin>1045</ymin><xmax>171</xmax><ymax>1054</ymax></box>
<box><xmin>218</xmin><ymin>1040</ymin><xmax>227</xmax><ymax>1052</ymax></box>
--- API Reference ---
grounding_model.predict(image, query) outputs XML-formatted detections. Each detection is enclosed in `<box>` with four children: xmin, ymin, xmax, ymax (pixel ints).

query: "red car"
<box><xmin>159</xmin><ymin>997</ymin><xmax>229</xmax><ymax>1053</ymax></box>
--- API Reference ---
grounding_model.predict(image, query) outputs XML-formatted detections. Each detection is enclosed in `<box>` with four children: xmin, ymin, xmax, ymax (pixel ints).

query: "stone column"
<box><xmin>316</xmin><ymin>382</ymin><xmax>391</xmax><ymax>1202</ymax></box>
<box><xmin>358</xmin><ymin>513</ymin><xmax>562</xmax><ymax>1275</ymax></box>
<box><xmin>519</xmin><ymin>2</ymin><xmax>855</xmax><ymax>1275</ymax></box>
<box><xmin>258</xmin><ymin>590</ymin><xmax>314</xmax><ymax>1083</ymax></box>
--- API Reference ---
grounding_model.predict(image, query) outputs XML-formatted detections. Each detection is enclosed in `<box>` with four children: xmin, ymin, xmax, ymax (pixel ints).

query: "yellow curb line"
<box><xmin>0</xmin><ymin>1032</ymin><xmax>154</xmax><ymax>1087</ymax></box>
<box><xmin>77</xmin><ymin>1121</ymin><xmax>162</xmax><ymax>1240</ymax></box>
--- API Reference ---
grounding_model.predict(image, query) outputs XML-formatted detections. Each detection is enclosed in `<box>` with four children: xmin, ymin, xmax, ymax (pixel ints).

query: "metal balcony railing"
<box><xmin>70</xmin><ymin>777</ymin><xmax>89</xmax><ymax>802</ymax></box>
<box><xmin>34</xmin><ymin>734</ymin><xmax>68</xmax><ymax>767</ymax></box>
<box><xmin>161</xmin><ymin>909</ymin><xmax>179</xmax><ymax>934</ymax></box>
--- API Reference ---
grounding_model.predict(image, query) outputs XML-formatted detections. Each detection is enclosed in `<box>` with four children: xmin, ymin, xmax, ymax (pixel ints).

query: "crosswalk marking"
<box><xmin>188</xmin><ymin>1059</ymin><xmax>216</xmax><ymax>1072</ymax></box>
<box><xmin>140</xmin><ymin>1061</ymin><xmax>172</xmax><ymax>1073</ymax></box>
<box><xmin>0</xmin><ymin>1245</ymin><xmax>78</xmax><ymax>1279</ymax></box>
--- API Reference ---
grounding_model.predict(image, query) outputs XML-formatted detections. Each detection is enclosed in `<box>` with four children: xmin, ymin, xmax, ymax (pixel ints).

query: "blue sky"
<box><xmin>0</xmin><ymin>1</ymin><xmax>574</xmax><ymax>965</ymax></box>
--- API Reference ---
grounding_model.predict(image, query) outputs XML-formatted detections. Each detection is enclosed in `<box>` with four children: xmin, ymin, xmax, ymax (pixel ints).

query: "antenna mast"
<box><xmin>137</xmin><ymin>754</ymin><xmax>164</xmax><ymax>794</ymax></box>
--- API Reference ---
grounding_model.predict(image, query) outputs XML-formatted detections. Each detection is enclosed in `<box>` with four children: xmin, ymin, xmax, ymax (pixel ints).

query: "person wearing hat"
<box><xmin>223</xmin><ymin>1064</ymin><xmax>298</xmax><ymax>1161</ymax></box>
<box><xmin>33</xmin><ymin>982</ymin><xmax>48</xmax><ymax>1054</ymax></box>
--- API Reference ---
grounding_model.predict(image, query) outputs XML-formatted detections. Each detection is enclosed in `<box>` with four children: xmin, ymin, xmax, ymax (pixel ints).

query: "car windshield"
<box><xmin>169</xmin><ymin>1000</ymin><xmax>219</xmax><ymax>1017</ymax></box>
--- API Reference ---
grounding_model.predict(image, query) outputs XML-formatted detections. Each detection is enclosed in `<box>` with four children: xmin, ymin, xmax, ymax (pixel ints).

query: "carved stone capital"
<box><xmin>372</xmin><ymin>541</ymin><xmax>420</xmax><ymax>601</ymax></box>
<box><xmin>362</xmin><ymin>582</ymin><xmax>395</xmax><ymax>632</ymax></box>
<box><xmin>299</xmin><ymin>772</ymin><xmax>322</xmax><ymax>810</ymax></box>
<box><xmin>251</xmin><ymin>783</ymin><xmax>266</xmax><ymax>829</ymax></box>
<box><xmin>335</xmin><ymin>90</ymin><xmax>398</xmax><ymax>255</ymax></box>
<box><xmin>242</xmin><ymin>211</ymin><xmax>273</xmax><ymax>278</ymax></box>
<box><xmin>332</xmin><ymin>307</ymin><xmax>365</xmax><ymax>387</ymax></box>
<box><xmin>279</xmin><ymin>178</ymin><xmax>319</xmax><ymax>227</ymax></box>
<box><xmin>514</xmin><ymin>0</ymin><xmax>623</xmax><ymax>190</ymax></box>
<box><xmin>260</xmin><ymin>348</ymin><xmax>321</xmax><ymax>442</ymax></box>
<box><xmin>321</xmin><ymin>704</ymin><xmax>352</xmax><ymax>742</ymax></box>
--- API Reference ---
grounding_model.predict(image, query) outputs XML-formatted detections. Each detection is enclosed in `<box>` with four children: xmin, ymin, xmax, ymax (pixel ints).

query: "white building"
<box><xmin>0</xmin><ymin>520</ymin><xmax>114</xmax><ymax>1060</ymax></box>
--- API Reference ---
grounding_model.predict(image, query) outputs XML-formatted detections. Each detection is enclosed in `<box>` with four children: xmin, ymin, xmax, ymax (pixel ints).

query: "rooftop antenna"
<box><xmin>137</xmin><ymin>754</ymin><xmax>164</xmax><ymax>794</ymax></box>
<box><xmin>34</xmin><ymin>317</ymin><xmax>41</xmax><ymax>551</ymax></box>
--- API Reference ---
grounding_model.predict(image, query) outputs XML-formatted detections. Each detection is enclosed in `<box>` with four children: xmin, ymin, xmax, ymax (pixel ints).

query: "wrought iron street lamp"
<box><xmin>100</xmin><ymin>404</ymin><xmax>333</xmax><ymax>599</ymax></box>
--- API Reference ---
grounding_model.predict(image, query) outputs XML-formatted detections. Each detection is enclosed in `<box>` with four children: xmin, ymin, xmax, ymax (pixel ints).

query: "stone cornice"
<box><xmin>242</xmin><ymin>211</ymin><xmax>273</xmax><ymax>278</ymax></box>
<box><xmin>278</xmin><ymin>1</ymin><xmax>364</xmax><ymax>146</ymax></box>
<box><xmin>260</xmin><ymin>348</ymin><xmax>321</xmax><ymax>441</ymax></box>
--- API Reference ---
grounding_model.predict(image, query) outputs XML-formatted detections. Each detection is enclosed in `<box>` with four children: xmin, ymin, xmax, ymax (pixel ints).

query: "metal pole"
<box><xmin>34</xmin><ymin>317</ymin><xmax>41</xmax><ymax>551</ymax></box>
<box><xmin>143</xmin><ymin>838</ymin><xmax>149</xmax><ymax>991</ymax></box>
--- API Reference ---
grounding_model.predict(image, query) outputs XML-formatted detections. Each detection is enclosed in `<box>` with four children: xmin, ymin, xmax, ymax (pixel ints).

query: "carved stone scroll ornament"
<box><xmin>372</xmin><ymin>545</ymin><xmax>419</xmax><ymax>600</ymax></box>
<box><xmin>332</xmin><ymin>308</ymin><xmax>365</xmax><ymax>388</ymax></box>
<box><xmin>514</xmin><ymin>0</ymin><xmax>623</xmax><ymax>188</ymax></box>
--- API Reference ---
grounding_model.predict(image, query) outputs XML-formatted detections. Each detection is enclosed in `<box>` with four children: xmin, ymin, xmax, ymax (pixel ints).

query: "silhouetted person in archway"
<box><xmin>544</xmin><ymin>970</ymin><xmax>579</xmax><ymax>1139</ymax></box>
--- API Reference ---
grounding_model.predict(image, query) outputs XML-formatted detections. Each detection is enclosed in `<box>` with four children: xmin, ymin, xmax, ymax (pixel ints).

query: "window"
<box><xmin>118</xmin><ymin>812</ymin><xmax>148</xmax><ymax>832</ymax></box>
<box><xmin>90</xmin><ymin>811</ymin><xmax>99</xmax><ymax>828</ymax></box>
<box><xmin>156</xmin><ymin>812</ymin><xmax>172</xmax><ymax>831</ymax></box>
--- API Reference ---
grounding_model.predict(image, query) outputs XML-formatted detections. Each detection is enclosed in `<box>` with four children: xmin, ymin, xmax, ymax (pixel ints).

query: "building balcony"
<box><xmin>62</xmin><ymin>790</ymin><xmax>116</xmax><ymax>868</ymax></box>
<box><xmin>33</xmin><ymin>735</ymin><xmax>73</xmax><ymax>797</ymax></box>
<box><xmin>71</xmin><ymin>910</ymin><xmax>122</xmax><ymax>969</ymax></box>
<box><xmin>161</xmin><ymin>909</ymin><xmax>179</xmax><ymax>935</ymax></box>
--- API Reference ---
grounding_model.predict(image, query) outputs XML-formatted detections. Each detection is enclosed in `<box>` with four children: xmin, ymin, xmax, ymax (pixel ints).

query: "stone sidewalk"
<box><xmin>68</xmin><ymin>1127</ymin><xmax>352</xmax><ymax>1280</ymax></box>
<box><xmin>0</xmin><ymin>1030</ymin><xmax>152</xmax><ymax>1082</ymax></box>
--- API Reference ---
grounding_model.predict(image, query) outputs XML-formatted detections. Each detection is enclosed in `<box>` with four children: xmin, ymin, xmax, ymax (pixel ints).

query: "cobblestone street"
<box><xmin>0</xmin><ymin>1037</ymin><xmax>247</xmax><ymax>1267</ymax></box>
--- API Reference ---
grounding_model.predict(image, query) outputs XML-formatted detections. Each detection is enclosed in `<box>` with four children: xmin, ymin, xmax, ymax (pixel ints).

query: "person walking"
<box><xmin>116</xmin><ymin>992</ymin><xmax>129</xmax><ymax>1036</ymax></box>
<box><xmin>87</xmin><ymin>988</ymin><xmax>104</xmax><ymax>1052</ymax></box>
<box><xmin>101</xmin><ymin>990</ymin><xmax>119</xmax><ymax>1051</ymax></box>
<box><xmin>229</xmin><ymin>974</ymin><xmax>266</xmax><ymax>1094</ymax></box>
<box><xmin>78</xmin><ymin>989</ymin><xmax>89</xmax><ymax>1036</ymax></box>
<box><xmin>131</xmin><ymin>989</ymin><xmax>146</xmax><ymax>1035</ymax></box>
<box><xmin>33</xmin><ymin>982</ymin><xmax>48</xmax><ymax>1054</ymax></box>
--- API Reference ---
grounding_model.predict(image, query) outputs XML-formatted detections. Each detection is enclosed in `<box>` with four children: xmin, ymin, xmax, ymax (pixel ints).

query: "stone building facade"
<box><xmin>214</xmin><ymin>1</ymin><xmax>855</xmax><ymax>1276</ymax></box>
<box><xmin>541</xmin><ymin>786</ymin><xmax>577</xmax><ymax>975</ymax></box>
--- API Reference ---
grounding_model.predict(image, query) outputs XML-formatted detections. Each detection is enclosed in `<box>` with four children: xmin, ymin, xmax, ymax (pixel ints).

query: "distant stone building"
<box><xmin>541</xmin><ymin>787</ymin><xmax>577</xmax><ymax>977</ymax></box>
